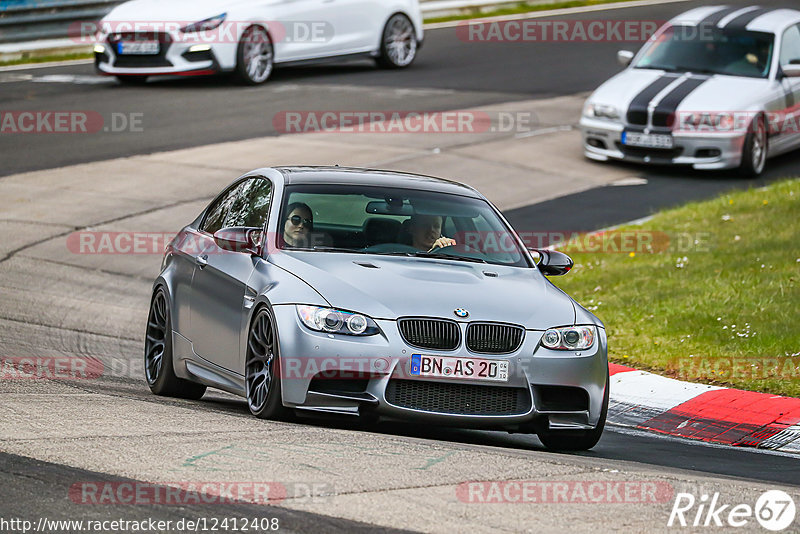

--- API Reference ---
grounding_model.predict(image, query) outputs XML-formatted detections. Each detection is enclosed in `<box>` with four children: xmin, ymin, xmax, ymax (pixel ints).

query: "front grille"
<box><xmin>385</xmin><ymin>379</ymin><xmax>531</xmax><ymax>416</ymax></box>
<box><xmin>108</xmin><ymin>32</ymin><xmax>173</xmax><ymax>68</ymax></box>
<box><xmin>398</xmin><ymin>318</ymin><xmax>460</xmax><ymax>350</ymax></box>
<box><xmin>626</xmin><ymin>110</ymin><xmax>648</xmax><ymax>126</ymax></box>
<box><xmin>466</xmin><ymin>322</ymin><xmax>524</xmax><ymax>354</ymax></box>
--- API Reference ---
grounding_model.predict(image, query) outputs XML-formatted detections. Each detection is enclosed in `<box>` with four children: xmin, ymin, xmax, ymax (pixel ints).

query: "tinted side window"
<box><xmin>201</xmin><ymin>181</ymin><xmax>245</xmax><ymax>235</ymax></box>
<box><xmin>228</xmin><ymin>178</ymin><xmax>272</xmax><ymax>228</ymax></box>
<box><xmin>781</xmin><ymin>24</ymin><xmax>800</xmax><ymax>65</ymax></box>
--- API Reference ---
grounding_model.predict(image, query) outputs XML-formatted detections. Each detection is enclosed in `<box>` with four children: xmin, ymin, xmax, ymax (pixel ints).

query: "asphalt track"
<box><xmin>2</xmin><ymin>0</ymin><xmax>800</xmax><ymax>531</ymax></box>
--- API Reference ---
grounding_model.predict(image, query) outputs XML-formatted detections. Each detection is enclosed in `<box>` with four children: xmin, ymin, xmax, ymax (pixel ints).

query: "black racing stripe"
<box><xmin>724</xmin><ymin>7</ymin><xmax>777</xmax><ymax>30</ymax></box>
<box><xmin>652</xmin><ymin>77</ymin><xmax>710</xmax><ymax>128</ymax></box>
<box><xmin>625</xmin><ymin>75</ymin><xmax>680</xmax><ymax>126</ymax></box>
<box><xmin>696</xmin><ymin>6</ymin><xmax>741</xmax><ymax>29</ymax></box>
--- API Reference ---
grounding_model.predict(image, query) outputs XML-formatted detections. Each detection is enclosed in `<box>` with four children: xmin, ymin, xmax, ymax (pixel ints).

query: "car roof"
<box><xmin>670</xmin><ymin>5</ymin><xmax>800</xmax><ymax>33</ymax></box>
<box><xmin>271</xmin><ymin>166</ymin><xmax>484</xmax><ymax>198</ymax></box>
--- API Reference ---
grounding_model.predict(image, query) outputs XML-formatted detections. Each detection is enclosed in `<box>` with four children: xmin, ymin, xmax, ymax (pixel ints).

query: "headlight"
<box><xmin>541</xmin><ymin>325</ymin><xmax>596</xmax><ymax>350</ymax></box>
<box><xmin>181</xmin><ymin>13</ymin><xmax>226</xmax><ymax>33</ymax></box>
<box><xmin>584</xmin><ymin>102</ymin><xmax>620</xmax><ymax>120</ymax></box>
<box><xmin>296</xmin><ymin>305</ymin><xmax>379</xmax><ymax>336</ymax></box>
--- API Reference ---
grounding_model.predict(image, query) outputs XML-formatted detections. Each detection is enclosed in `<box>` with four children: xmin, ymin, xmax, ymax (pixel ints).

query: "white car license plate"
<box><xmin>622</xmin><ymin>131</ymin><xmax>674</xmax><ymax>149</ymax></box>
<box><xmin>410</xmin><ymin>354</ymin><xmax>509</xmax><ymax>382</ymax></box>
<box><xmin>118</xmin><ymin>41</ymin><xmax>160</xmax><ymax>55</ymax></box>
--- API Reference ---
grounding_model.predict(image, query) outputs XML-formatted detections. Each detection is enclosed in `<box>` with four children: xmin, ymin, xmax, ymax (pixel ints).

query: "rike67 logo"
<box><xmin>668</xmin><ymin>490</ymin><xmax>796</xmax><ymax>531</ymax></box>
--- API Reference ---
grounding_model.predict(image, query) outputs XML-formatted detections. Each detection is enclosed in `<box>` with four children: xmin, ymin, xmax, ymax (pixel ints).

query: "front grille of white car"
<box><xmin>466</xmin><ymin>322</ymin><xmax>524</xmax><ymax>354</ymax></box>
<box><xmin>385</xmin><ymin>379</ymin><xmax>531</xmax><ymax>416</ymax></box>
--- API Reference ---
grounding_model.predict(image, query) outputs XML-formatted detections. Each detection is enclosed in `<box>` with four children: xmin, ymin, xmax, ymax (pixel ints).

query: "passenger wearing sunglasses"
<box><xmin>283</xmin><ymin>202</ymin><xmax>315</xmax><ymax>248</ymax></box>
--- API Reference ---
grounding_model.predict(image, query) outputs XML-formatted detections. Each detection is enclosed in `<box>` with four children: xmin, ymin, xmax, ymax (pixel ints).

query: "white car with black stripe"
<box><xmin>580</xmin><ymin>5</ymin><xmax>800</xmax><ymax>176</ymax></box>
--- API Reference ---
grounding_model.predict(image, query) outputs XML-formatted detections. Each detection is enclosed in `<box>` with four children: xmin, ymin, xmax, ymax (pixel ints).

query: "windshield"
<box><xmin>277</xmin><ymin>184</ymin><xmax>531</xmax><ymax>268</ymax></box>
<box><xmin>635</xmin><ymin>25</ymin><xmax>774</xmax><ymax>78</ymax></box>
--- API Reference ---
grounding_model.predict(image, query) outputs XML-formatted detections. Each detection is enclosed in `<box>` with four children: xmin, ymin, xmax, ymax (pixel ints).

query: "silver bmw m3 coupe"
<box><xmin>145</xmin><ymin>167</ymin><xmax>608</xmax><ymax>451</ymax></box>
<box><xmin>581</xmin><ymin>5</ymin><xmax>800</xmax><ymax>176</ymax></box>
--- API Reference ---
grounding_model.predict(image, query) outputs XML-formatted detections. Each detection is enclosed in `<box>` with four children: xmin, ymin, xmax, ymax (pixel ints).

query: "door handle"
<box><xmin>196</xmin><ymin>254</ymin><xmax>208</xmax><ymax>268</ymax></box>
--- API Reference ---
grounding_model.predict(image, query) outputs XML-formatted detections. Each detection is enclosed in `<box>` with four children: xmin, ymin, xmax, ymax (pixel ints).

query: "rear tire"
<box><xmin>144</xmin><ymin>288</ymin><xmax>207</xmax><ymax>399</ymax></box>
<box><xmin>376</xmin><ymin>14</ymin><xmax>418</xmax><ymax>69</ymax></box>
<box><xmin>245</xmin><ymin>307</ymin><xmax>291</xmax><ymax>420</ymax></box>
<box><xmin>738</xmin><ymin>113</ymin><xmax>767</xmax><ymax>177</ymax></box>
<box><xmin>235</xmin><ymin>25</ymin><xmax>274</xmax><ymax>85</ymax></box>
<box><xmin>536</xmin><ymin>371</ymin><xmax>609</xmax><ymax>452</ymax></box>
<box><xmin>116</xmin><ymin>75</ymin><xmax>148</xmax><ymax>85</ymax></box>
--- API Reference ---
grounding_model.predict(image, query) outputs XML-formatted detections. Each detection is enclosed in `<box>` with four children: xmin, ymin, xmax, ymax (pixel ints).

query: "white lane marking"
<box><xmin>0</xmin><ymin>59</ymin><xmax>93</xmax><ymax>72</ymax></box>
<box><xmin>610</xmin><ymin>370</ymin><xmax>724</xmax><ymax>411</ymax></box>
<box><xmin>0</xmin><ymin>73</ymin><xmax>34</xmax><ymax>83</ymax></box>
<box><xmin>610</xmin><ymin>176</ymin><xmax>648</xmax><ymax>186</ymax></box>
<box><xmin>424</xmin><ymin>0</ymin><xmax>695</xmax><ymax>29</ymax></box>
<box><xmin>31</xmin><ymin>74</ymin><xmax>114</xmax><ymax>84</ymax></box>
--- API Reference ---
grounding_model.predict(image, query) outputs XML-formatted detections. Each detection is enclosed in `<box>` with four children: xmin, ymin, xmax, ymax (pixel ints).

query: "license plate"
<box><xmin>622</xmin><ymin>131</ymin><xmax>674</xmax><ymax>149</ymax></box>
<box><xmin>117</xmin><ymin>41</ymin><xmax>159</xmax><ymax>55</ymax></box>
<box><xmin>410</xmin><ymin>354</ymin><xmax>509</xmax><ymax>382</ymax></box>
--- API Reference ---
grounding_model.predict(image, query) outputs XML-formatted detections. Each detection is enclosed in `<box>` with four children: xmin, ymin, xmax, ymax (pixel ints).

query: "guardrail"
<box><xmin>0</xmin><ymin>0</ymin><xmax>123</xmax><ymax>43</ymax></box>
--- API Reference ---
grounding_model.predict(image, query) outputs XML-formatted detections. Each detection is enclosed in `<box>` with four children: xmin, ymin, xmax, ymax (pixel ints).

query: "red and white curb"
<box><xmin>608</xmin><ymin>363</ymin><xmax>800</xmax><ymax>453</ymax></box>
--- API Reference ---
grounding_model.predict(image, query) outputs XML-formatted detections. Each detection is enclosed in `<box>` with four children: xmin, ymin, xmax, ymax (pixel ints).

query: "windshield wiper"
<box><xmin>375</xmin><ymin>251</ymin><xmax>487</xmax><ymax>264</ymax></box>
<box><xmin>289</xmin><ymin>246</ymin><xmax>368</xmax><ymax>254</ymax></box>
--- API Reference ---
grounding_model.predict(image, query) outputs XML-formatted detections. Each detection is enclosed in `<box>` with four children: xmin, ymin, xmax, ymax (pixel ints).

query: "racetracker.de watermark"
<box><xmin>65</xmin><ymin>230</ymin><xmax>714</xmax><ymax>255</ymax></box>
<box><xmin>668</xmin><ymin>356</ymin><xmax>800</xmax><ymax>382</ymax></box>
<box><xmin>457</xmin><ymin>19</ymin><xmax>663</xmax><ymax>42</ymax></box>
<box><xmin>457</xmin><ymin>481</ymin><xmax>674</xmax><ymax>503</ymax></box>
<box><xmin>0</xmin><ymin>112</ymin><xmax>143</xmax><ymax>134</ymax></box>
<box><xmin>0</xmin><ymin>357</ymin><xmax>103</xmax><ymax>380</ymax></box>
<box><xmin>272</xmin><ymin>110</ymin><xmax>540</xmax><ymax>134</ymax></box>
<box><xmin>71</xmin><ymin>20</ymin><xmax>334</xmax><ymax>44</ymax></box>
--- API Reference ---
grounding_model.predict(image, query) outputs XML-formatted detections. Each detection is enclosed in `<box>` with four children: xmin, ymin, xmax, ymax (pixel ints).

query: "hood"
<box><xmin>103</xmin><ymin>0</ymin><xmax>259</xmax><ymax>23</ymax></box>
<box><xmin>269</xmin><ymin>252</ymin><xmax>576</xmax><ymax>329</ymax></box>
<box><xmin>589</xmin><ymin>68</ymin><xmax>770</xmax><ymax>116</ymax></box>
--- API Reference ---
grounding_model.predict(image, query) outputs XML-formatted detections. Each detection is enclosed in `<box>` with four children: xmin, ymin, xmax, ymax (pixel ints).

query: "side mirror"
<box><xmin>781</xmin><ymin>64</ymin><xmax>800</xmax><ymax>78</ymax></box>
<box><xmin>213</xmin><ymin>227</ymin><xmax>263</xmax><ymax>255</ymax></box>
<box><xmin>617</xmin><ymin>50</ymin><xmax>634</xmax><ymax>67</ymax></box>
<box><xmin>530</xmin><ymin>248</ymin><xmax>574</xmax><ymax>276</ymax></box>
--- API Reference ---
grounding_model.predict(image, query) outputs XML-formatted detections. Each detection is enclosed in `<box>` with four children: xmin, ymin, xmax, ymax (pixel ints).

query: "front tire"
<box><xmin>144</xmin><ymin>288</ymin><xmax>207</xmax><ymax>399</ymax></box>
<box><xmin>235</xmin><ymin>25</ymin><xmax>274</xmax><ymax>85</ymax></box>
<box><xmin>537</xmin><ymin>371</ymin><xmax>609</xmax><ymax>452</ymax></box>
<box><xmin>739</xmin><ymin>113</ymin><xmax>768</xmax><ymax>177</ymax></box>
<box><xmin>376</xmin><ymin>14</ymin><xmax>418</xmax><ymax>69</ymax></box>
<box><xmin>245</xmin><ymin>307</ymin><xmax>291</xmax><ymax>420</ymax></box>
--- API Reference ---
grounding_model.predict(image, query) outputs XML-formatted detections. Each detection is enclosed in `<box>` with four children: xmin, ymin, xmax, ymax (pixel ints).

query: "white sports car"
<box><xmin>581</xmin><ymin>6</ymin><xmax>800</xmax><ymax>176</ymax></box>
<box><xmin>93</xmin><ymin>0</ymin><xmax>423</xmax><ymax>84</ymax></box>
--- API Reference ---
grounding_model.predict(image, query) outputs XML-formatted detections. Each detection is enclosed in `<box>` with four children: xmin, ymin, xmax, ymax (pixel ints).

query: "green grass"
<box><xmin>0</xmin><ymin>52</ymin><xmax>92</xmax><ymax>68</ymax></box>
<box><xmin>552</xmin><ymin>179</ymin><xmax>800</xmax><ymax>397</ymax></box>
<box><xmin>425</xmin><ymin>0</ymin><xmax>643</xmax><ymax>24</ymax></box>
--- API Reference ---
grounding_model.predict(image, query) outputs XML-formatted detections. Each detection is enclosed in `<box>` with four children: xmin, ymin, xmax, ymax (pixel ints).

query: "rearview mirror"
<box><xmin>530</xmin><ymin>248</ymin><xmax>574</xmax><ymax>276</ymax></box>
<box><xmin>213</xmin><ymin>227</ymin><xmax>263</xmax><ymax>255</ymax></box>
<box><xmin>781</xmin><ymin>64</ymin><xmax>800</xmax><ymax>78</ymax></box>
<box><xmin>617</xmin><ymin>50</ymin><xmax>634</xmax><ymax>67</ymax></box>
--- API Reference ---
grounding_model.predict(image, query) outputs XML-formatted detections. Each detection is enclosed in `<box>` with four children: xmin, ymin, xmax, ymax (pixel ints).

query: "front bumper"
<box><xmin>94</xmin><ymin>36</ymin><xmax>236</xmax><ymax>77</ymax></box>
<box><xmin>580</xmin><ymin>117</ymin><xmax>747</xmax><ymax>170</ymax></box>
<box><xmin>272</xmin><ymin>305</ymin><xmax>608</xmax><ymax>431</ymax></box>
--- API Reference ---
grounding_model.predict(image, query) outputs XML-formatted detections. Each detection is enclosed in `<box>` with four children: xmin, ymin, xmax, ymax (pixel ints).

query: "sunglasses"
<box><xmin>289</xmin><ymin>215</ymin><xmax>313</xmax><ymax>227</ymax></box>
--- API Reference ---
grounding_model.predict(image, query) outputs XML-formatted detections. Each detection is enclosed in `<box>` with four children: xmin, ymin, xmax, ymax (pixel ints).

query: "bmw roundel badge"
<box><xmin>454</xmin><ymin>308</ymin><xmax>469</xmax><ymax>318</ymax></box>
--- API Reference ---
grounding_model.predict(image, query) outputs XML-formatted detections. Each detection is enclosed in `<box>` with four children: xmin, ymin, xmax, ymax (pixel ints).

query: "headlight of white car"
<box><xmin>583</xmin><ymin>102</ymin><xmax>620</xmax><ymax>120</ymax></box>
<box><xmin>296</xmin><ymin>305</ymin><xmax>380</xmax><ymax>336</ymax></box>
<box><xmin>541</xmin><ymin>325</ymin><xmax>596</xmax><ymax>350</ymax></box>
<box><xmin>181</xmin><ymin>13</ymin><xmax>227</xmax><ymax>33</ymax></box>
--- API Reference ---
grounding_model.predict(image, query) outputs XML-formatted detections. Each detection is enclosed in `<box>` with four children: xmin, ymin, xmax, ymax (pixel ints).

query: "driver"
<box><xmin>409</xmin><ymin>214</ymin><xmax>457</xmax><ymax>251</ymax></box>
